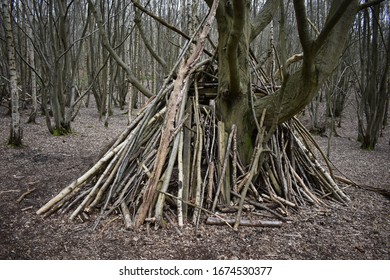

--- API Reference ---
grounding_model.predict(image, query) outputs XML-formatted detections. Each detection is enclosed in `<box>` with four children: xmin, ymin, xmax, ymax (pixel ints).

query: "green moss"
<box><xmin>52</xmin><ymin>127</ymin><xmax>72</xmax><ymax>136</ymax></box>
<box><xmin>7</xmin><ymin>140</ymin><xmax>24</xmax><ymax>148</ymax></box>
<box><xmin>52</xmin><ymin>129</ymin><xmax>61</xmax><ymax>136</ymax></box>
<box><xmin>360</xmin><ymin>143</ymin><xmax>375</xmax><ymax>151</ymax></box>
<box><xmin>7</xmin><ymin>133</ymin><xmax>23</xmax><ymax>148</ymax></box>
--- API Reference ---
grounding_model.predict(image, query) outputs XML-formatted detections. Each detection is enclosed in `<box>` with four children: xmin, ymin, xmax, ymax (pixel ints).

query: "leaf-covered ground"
<box><xmin>0</xmin><ymin>101</ymin><xmax>389</xmax><ymax>259</ymax></box>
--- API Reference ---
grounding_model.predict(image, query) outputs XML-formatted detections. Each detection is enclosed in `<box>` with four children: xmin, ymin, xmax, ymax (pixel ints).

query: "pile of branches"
<box><xmin>36</xmin><ymin>90</ymin><xmax>349</xmax><ymax>230</ymax></box>
<box><xmin>37</xmin><ymin>2</ymin><xmax>349</xmax><ymax>231</ymax></box>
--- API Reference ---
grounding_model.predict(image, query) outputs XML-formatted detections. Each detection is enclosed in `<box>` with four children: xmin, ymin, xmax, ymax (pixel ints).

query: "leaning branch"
<box><xmin>358</xmin><ymin>0</ymin><xmax>386</xmax><ymax>11</ymax></box>
<box><xmin>134</xmin><ymin>8</ymin><xmax>168</xmax><ymax>72</ymax></box>
<box><xmin>87</xmin><ymin>0</ymin><xmax>153</xmax><ymax>98</ymax></box>
<box><xmin>250</xmin><ymin>0</ymin><xmax>280</xmax><ymax>41</ymax></box>
<box><xmin>131</xmin><ymin>0</ymin><xmax>213</xmax><ymax>57</ymax></box>
<box><xmin>133</xmin><ymin>0</ymin><xmax>220</xmax><ymax>228</ymax></box>
<box><xmin>313</xmin><ymin>0</ymin><xmax>355</xmax><ymax>54</ymax></box>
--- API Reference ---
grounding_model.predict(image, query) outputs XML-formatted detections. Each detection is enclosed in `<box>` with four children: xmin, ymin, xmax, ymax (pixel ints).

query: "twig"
<box><xmin>212</xmin><ymin>124</ymin><xmax>236</xmax><ymax>211</ymax></box>
<box><xmin>16</xmin><ymin>188</ymin><xmax>36</xmax><ymax>204</ymax></box>
<box><xmin>0</xmin><ymin>190</ymin><xmax>20</xmax><ymax>195</ymax></box>
<box><xmin>100</xmin><ymin>215</ymin><xmax>120</xmax><ymax>234</ymax></box>
<box><xmin>206</xmin><ymin>217</ymin><xmax>282</xmax><ymax>228</ymax></box>
<box><xmin>21</xmin><ymin>206</ymin><xmax>33</xmax><ymax>212</ymax></box>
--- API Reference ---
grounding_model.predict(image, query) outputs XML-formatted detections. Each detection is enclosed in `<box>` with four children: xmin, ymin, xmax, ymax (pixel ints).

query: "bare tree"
<box><xmin>356</xmin><ymin>2</ymin><xmax>389</xmax><ymax>149</ymax></box>
<box><xmin>25</xmin><ymin>0</ymin><xmax>37</xmax><ymax>123</ymax></box>
<box><xmin>2</xmin><ymin>0</ymin><xmax>23</xmax><ymax>146</ymax></box>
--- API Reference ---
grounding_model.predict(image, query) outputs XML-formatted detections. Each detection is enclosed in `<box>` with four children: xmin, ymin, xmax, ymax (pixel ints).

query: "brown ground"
<box><xmin>0</xmin><ymin>101</ymin><xmax>389</xmax><ymax>260</ymax></box>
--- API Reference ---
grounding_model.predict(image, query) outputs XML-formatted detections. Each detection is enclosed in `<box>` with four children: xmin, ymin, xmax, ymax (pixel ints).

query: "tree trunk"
<box><xmin>214</xmin><ymin>0</ymin><xmax>268</xmax><ymax>164</ymax></box>
<box><xmin>3</xmin><ymin>0</ymin><xmax>23</xmax><ymax>146</ymax></box>
<box><xmin>26</xmin><ymin>7</ymin><xmax>37</xmax><ymax>124</ymax></box>
<box><xmin>214</xmin><ymin>0</ymin><xmax>359</xmax><ymax>163</ymax></box>
<box><xmin>359</xmin><ymin>3</ymin><xmax>389</xmax><ymax>150</ymax></box>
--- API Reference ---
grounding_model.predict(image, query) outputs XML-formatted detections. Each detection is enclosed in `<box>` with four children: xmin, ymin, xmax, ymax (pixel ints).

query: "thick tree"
<box><xmin>209</xmin><ymin>0</ymin><xmax>362</xmax><ymax>162</ymax></box>
<box><xmin>37</xmin><ymin>0</ymin><xmax>385</xmax><ymax>230</ymax></box>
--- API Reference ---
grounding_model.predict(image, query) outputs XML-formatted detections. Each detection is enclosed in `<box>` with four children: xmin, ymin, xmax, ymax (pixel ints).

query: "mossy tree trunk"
<box><xmin>209</xmin><ymin>0</ymin><xmax>360</xmax><ymax>163</ymax></box>
<box><xmin>214</xmin><ymin>0</ymin><xmax>255</xmax><ymax>164</ymax></box>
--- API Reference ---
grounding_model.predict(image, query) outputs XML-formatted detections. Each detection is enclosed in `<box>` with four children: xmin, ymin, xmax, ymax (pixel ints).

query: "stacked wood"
<box><xmin>37</xmin><ymin>0</ymin><xmax>350</xmax><ymax>231</ymax></box>
<box><xmin>36</xmin><ymin>84</ymin><xmax>350</xmax><ymax>231</ymax></box>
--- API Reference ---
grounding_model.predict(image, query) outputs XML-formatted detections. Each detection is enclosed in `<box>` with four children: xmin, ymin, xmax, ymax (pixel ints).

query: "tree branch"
<box><xmin>293</xmin><ymin>0</ymin><xmax>313</xmax><ymax>56</ymax></box>
<box><xmin>313</xmin><ymin>0</ymin><xmax>355</xmax><ymax>54</ymax></box>
<box><xmin>255</xmin><ymin>0</ymin><xmax>360</xmax><ymax>128</ymax></box>
<box><xmin>274</xmin><ymin>53</ymin><xmax>304</xmax><ymax>79</ymax></box>
<box><xmin>250</xmin><ymin>0</ymin><xmax>280</xmax><ymax>41</ymax></box>
<box><xmin>358</xmin><ymin>0</ymin><xmax>386</xmax><ymax>11</ymax></box>
<box><xmin>132</xmin><ymin>0</ymin><xmax>213</xmax><ymax>57</ymax></box>
<box><xmin>132</xmin><ymin>0</ymin><xmax>189</xmax><ymax>40</ymax></box>
<box><xmin>134</xmin><ymin>7</ymin><xmax>168</xmax><ymax>73</ymax></box>
<box><xmin>87</xmin><ymin>0</ymin><xmax>153</xmax><ymax>98</ymax></box>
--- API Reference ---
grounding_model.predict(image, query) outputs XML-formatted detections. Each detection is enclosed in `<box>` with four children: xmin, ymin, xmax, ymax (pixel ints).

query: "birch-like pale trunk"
<box><xmin>3</xmin><ymin>0</ymin><xmax>22</xmax><ymax>146</ymax></box>
<box><xmin>26</xmin><ymin>9</ymin><xmax>37</xmax><ymax>124</ymax></box>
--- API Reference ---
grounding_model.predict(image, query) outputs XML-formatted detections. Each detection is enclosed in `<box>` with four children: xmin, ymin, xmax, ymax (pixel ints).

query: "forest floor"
<box><xmin>0</xmin><ymin>99</ymin><xmax>389</xmax><ymax>260</ymax></box>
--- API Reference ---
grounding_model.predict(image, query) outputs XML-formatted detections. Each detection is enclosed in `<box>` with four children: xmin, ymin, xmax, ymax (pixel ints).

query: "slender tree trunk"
<box><xmin>359</xmin><ymin>3</ymin><xmax>389</xmax><ymax>149</ymax></box>
<box><xmin>26</xmin><ymin>7</ymin><xmax>37</xmax><ymax>124</ymax></box>
<box><xmin>3</xmin><ymin>0</ymin><xmax>23</xmax><ymax>146</ymax></box>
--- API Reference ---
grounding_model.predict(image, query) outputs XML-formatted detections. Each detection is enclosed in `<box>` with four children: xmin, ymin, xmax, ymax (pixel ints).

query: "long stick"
<box><xmin>234</xmin><ymin>110</ymin><xmax>267</xmax><ymax>230</ymax></box>
<box><xmin>212</xmin><ymin>125</ymin><xmax>236</xmax><ymax>212</ymax></box>
<box><xmin>206</xmin><ymin>217</ymin><xmax>282</xmax><ymax>228</ymax></box>
<box><xmin>36</xmin><ymin>141</ymin><xmax>126</xmax><ymax>215</ymax></box>
<box><xmin>177</xmin><ymin>129</ymin><xmax>184</xmax><ymax>227</ymax></box>
<box><xmin>120</xmin><ymin>201</ymin><xmax>132</xmax><ymax>229</ymax></box>
<box><xmin>134</xmin><ymin>0</ymin><xmax>220</xmax><ymax>228</ymax></box>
